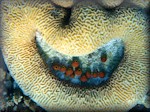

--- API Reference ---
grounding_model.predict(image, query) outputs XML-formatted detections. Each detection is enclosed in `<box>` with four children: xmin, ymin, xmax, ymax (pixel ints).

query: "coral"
<box><xmin>50</xmin><ymin>0</ymin><xmax>150</xmax><ymax>9</ymax></box>
<box><xmin>97</xmin><ymin>0</ymin><xmax>124</xmax><ymax>8</ymax></box>
<box><xmin>128</xmin><ymin>0</ymin><xmax>150</xmax><ymax>8</ymax></box>
<box><xmin>51</xmin><ymin>0</ymin><xmax>75</xmax><ymax>7</ymax></box>
<box><xmin>0</xmin><ymin>0</ymin><xmax>150</xmax><ymax>112</ymax></box>
<box><xmin>37</xmin><ymin>37</ymin><xmax>125</xmax><ymax>86</ymax></box>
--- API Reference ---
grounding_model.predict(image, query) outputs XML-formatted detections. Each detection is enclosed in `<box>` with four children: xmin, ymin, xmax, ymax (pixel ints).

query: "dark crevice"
<box><xmin>61</xmin><ymin>8</ymin><xmax>72</xmax><ymax>27</ymax></box>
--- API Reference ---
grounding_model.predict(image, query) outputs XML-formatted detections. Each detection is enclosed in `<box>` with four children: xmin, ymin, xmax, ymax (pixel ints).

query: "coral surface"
<box><xmin>51</xmin><ymin>0</ymin><xmax>75</xmax><ymax>7</ymax></box>
<box><xmin>0</xmin><ymin>0</ymin><xmax>150</xmax><ymax>112</ymax></box>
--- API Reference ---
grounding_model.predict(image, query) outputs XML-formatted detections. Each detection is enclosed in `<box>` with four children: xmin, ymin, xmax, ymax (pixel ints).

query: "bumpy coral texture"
<box><xmin>0</xmin><ymin>0</ymin><xmax>149</xmax><ymax>111</ymax></box>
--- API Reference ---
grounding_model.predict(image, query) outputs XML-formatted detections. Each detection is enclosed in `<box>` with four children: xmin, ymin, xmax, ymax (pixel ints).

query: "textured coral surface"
<box><xmin>0</xmin><ymin>0</ymin><xmax>150</xmax><ymax>112</ymax></box>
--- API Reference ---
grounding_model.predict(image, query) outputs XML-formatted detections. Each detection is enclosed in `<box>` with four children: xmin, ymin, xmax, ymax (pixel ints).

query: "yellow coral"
<box><xmin>0</xmin><ymin>0</ymin><xmax>149</xmax><ymax>111</ymax></box>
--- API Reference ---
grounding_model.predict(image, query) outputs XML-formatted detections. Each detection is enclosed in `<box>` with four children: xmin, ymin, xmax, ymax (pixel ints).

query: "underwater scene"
<box><xmin>0</xmin><ymin>0</ymin><xmax>150</xmax><ymax>112</ymax></box>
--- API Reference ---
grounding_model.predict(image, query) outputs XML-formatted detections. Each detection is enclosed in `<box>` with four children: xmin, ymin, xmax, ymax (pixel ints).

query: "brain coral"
<box><xmin>0</xmin><ymin>0</ymin><xmax>150</xmax><ymax>112</ymax></box>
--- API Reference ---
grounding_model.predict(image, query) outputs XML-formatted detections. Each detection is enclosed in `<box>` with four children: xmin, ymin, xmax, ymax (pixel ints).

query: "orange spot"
<box><xmin>86</xmin><ymin>72</ymin><xmax>91</xmax><ymax>78</ymax></box>
<box><xmin>72</xmin><ymin>60</ymin><xmax>79</xmax><ymax>68</ymax></box>
<box><xmin>60</xmin><ymin>66</ymin><xmax>66</xmax><ymax>73</ymax></box>
<box><xmin>98</xmin><ymin>72</ymin><xmax>105</xmax><ymax>78</ymax></box>
<box><xmin>52</xmin><ymin>64</ymin><xmax>60</xmax><ymax>70</ymax></box>
<box><xmin>101</xmin><ymin>57</ymin><xmax>107</xmax><ymax>62</ymax></box>
<box><xmin>75</xmin><ymin>69</ymin><xmax>82</xmax><ymax>76</ymax></box>
<box><xmin>93</xmin><ymin>73</ymin><xmax>97</xmax><ymax>78</ymax></box>
<box><xmin>66</xmin><ymin>68</ymin><xmax>73</xmax><ymax>76</ymax></box>
<box><xmin>101</xmin><ymin>54</ymin><xmax>107</xmax><ymax>62</ymax></box>
<box><xmin>80</xmin><ymin>76</ymin><xmax>87</xmax><ymax>82</ymax></box>
<box><xmin>70</xmin><ymin>74</ymin><xmax>75</xmax><ymax>78</ymax></box>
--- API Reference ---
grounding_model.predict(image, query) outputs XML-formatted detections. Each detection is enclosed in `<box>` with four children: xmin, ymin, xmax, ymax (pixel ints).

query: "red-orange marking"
<box><xmin>70</xmin><ymin>74</ymin><xmax>75</xmax><ymax>78</ymax></box>
<box><xmin>98</xmin><ymin>72</ymin><xmax>105</xmax><ymax>78</ymax></box>
<box><xmin>60</xmin><ymin>66</ymin><xmax>66</xmax><ymax>73</ymax></box>
<box><xmin>93</xmin><ymin>73</ymin><xmax>97</xmax><ymax>78</ymax></box>
<box><xmin>80</xmin><ymin>76</ymin><xmax>87</xmax><ymax>82</ymax></box>
<box><xmin>75</xmin><ymin>69</ymin><xmax>82</xmax><ymax>76</ymax></box>
<box><xmin>66</xmin><ymin>68</ymin><xmax>73</xmax><ymax>76</ymax></box>
<box><xmin>52</xmin><ymin>65</ymin><xmax>60</xmax><ymax>71</ymax></box>
<box><xmin>72</xmin><ymin>60</ymin><xmax>79</xmax><ymax>68</ymax></box>
<box><xmin>101</xmin><ymin>55</ymin><xmax>107</xmax><ymax>62</ymax></box>
<box><xmin>86</xmin><ymin>72</ymin><xmax>91</xmax><ymax>78</ymax></box>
